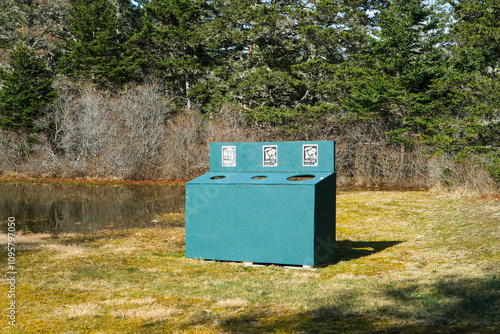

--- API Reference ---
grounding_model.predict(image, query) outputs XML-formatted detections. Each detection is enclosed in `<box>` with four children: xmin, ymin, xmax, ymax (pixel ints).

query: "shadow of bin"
<box><xmin>185</xmin><ymin>141</ymin><xmax>336</xmax><ymax>267</ymax></box>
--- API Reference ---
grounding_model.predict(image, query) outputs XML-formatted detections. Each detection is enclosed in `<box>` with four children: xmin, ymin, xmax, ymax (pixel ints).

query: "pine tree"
<box><xmin>141</xmin><ymin>0</ymin><xmax>217</xmax><ymax>109</ymax></box>
<box><xmin>197</xmin><ymin>0</ymin><xmax>305</xmax><ymax>119</ymax></box>
<box><xmin>59</xmin><ymin>0</ymin><xmax>141</xmax><ymax>87</ymax></box>
<box><xmin>451</xmin><ymin>0</ymin><xmax>500</xmax><ymax>72</ymax></box>
<box><xmin>440</xmin><ymin>0</ymin><xmax>500</xmax><ymax>180</ymax></box>
<box><xmin>0</xmin><ymin>43</ymin><xmax>55</xmax><ymax>131</ymax></box>
<box><xmin>343</xmin><ymin>0</ymin><xmax>450</xmax><ymax>145</ymax></box>
<box><xmin>290</xmin><ymin>0</ymin><xmax>378</xmax><ymax>116</ymax></box>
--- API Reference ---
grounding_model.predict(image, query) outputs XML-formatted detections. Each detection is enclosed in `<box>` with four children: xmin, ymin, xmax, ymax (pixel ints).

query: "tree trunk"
<box><xmin>185</xmin><ymin>72</ymin><xmax>191</xmax><ymax>110</ymax></box>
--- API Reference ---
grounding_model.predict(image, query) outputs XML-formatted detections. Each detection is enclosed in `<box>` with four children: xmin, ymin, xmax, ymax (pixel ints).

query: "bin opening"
<box><xmin>287</xmin><ymin>174</ymin><xmax>315</xmax><ymax>181</ymax></box>
<box><xmin>251</xmin><ymin>176</ymin><xmax>267</xmax><ymax>180</ymax></box>
<box><xmin>210</xmin><ymin>175</ymin><xmax>226</xmax><ymax>180</ymax></box>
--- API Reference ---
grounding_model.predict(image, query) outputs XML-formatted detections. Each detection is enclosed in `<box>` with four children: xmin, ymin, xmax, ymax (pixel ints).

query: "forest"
<box><xmin>0</xmin><ymin>0</ymin><xmax>499</xmax><ymax>192</ymax></box>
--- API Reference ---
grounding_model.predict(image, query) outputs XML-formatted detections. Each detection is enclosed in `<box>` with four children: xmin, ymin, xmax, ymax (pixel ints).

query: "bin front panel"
<box><xmin>185</xmin><ymin>183</ymin><xmax>316</xmax><ymax>265</ymax></box>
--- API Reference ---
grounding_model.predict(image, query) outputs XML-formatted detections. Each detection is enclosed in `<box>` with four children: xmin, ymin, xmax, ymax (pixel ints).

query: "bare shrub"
<box><xmin>0</xmin><ymin>83</ymin><xmax>497</xmax><ymax>194</ymax></box>
<box><xmin>160</xmin><ymin>109</ymin><xmax>209</xmax><ymax>180</ymax></box>
<box><xmin>292</xmin><ymin>116</ymin><xmax>430</xmax><ymax>188</ymax></box>
<box><xmin>335</xmin><ymin>142</ymin><xmax>429</xmax><ymax>188</ymax></box>
<box><xmin>0</xmin><ymin>129</ymin><xmax>62</xmax><ymax>178</ymax></box>
<box><xmin>427</xmin><ymin>154</ymin><xmax>499</xmax><ymax>195</ymax></box>
<box><xmin>0</xmin><ymin>130</ymin><xmax>25</xmax><ymax>173</ymax></box>
<box><xmin>19</xmin><ymin>133</ymin><xmax>64</xmax><ymax>178</ymax></box>
<box><xmin>101</xmin><ymin>82</ymin><xmax>173</xmax><ymax>179</ymax></box>
<box><xmin>37</xmin><ymin>82</ymin><xmax>175</xmax><ymax>179</ymax></box>
<box><xmin>159</xmin><ymin>103</ymin><xmax>281</xmax><ymax>180</ymax></box>
<box><xmin>56</xmin><ymin>88</ymin><xmax>115</xmax><ymax>176</ymax></box>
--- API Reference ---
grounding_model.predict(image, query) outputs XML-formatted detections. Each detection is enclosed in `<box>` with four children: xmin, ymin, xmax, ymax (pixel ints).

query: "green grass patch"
<box><xmin>1</xmin><ymin>191</ymin><xmax>499</xmax><ymax>333</ymax></box>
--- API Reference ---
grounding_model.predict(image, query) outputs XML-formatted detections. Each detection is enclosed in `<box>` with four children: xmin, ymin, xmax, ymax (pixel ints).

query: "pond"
<box><xmin>0</xmin><ymin>181</ymin><xmax>185</xmax><ymax>234</ymax></box>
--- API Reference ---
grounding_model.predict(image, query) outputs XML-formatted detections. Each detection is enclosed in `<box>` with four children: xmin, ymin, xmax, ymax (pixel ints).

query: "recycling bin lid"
<box><xmin>188</xmin><ymin>171</ymin><xmax>335</xmax><ymax>185</ymax></box>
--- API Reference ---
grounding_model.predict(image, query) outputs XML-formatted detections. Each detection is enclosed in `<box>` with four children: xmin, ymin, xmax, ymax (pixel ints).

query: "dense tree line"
<box><xmin>0</xmin><ymin>0</ymin><xmax>499</xmax><ymax>184</ymax></box>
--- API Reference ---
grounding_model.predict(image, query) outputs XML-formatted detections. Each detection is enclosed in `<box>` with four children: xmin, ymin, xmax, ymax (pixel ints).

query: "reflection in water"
<box><xmin>0</xmin><ymin>182</ymin><xmax>185</xmax><ymax>234</ymax></box>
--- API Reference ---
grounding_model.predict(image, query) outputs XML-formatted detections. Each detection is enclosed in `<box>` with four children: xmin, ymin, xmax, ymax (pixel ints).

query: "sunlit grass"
<box><xmin>1</xmin><ymin>190</ymin><xmax>499</xmax><ymax>333</ymax></box>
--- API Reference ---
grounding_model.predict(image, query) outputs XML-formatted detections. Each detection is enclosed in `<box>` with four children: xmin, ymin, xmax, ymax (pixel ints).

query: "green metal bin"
<box><xmin>185</xmin><ymin>141</ymin><xmax>336</xmax><ymax>267</ymax></box>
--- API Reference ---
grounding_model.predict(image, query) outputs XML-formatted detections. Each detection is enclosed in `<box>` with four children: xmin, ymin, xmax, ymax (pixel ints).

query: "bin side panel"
<box><xmin>185</xmin><ymin>184</ymin><xmax>315</xmax><ymax>266</ymax></box>
<box><xmin>314</xmin><ymin>173</ymin><xmax>336</xmax><ymax>266</ymax></box>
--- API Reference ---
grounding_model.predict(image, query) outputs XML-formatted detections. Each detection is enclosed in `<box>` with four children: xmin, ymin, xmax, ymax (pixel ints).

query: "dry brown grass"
<box><xmin>55</xmin><ymin>302</ymin><xmax>101</xmax><ymax>319</ymax></box>
<box><xmin>216</xmin><ymin>298</ymin><xmax>250</xmax><ymax>309</ymax></box>
<box><xmin>42</xmin><ymin>244</ymin><xmax>87</xmax><ymax>259</ymax></box>
<box><xmin>1</xmin><ymin>190</ymin><xmax>498</xmax><ymax>333</ymax></box>
<box><xmin>112</xmin><ymin>305</ymin><xmax>180</xmax><ymax>321</ymax></box>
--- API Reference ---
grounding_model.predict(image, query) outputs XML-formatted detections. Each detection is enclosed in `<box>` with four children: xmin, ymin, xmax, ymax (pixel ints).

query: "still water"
<box><xmin>0</xmin><ymin>181</ymin><xmax>185</xmax><ymax>234</ymax></box>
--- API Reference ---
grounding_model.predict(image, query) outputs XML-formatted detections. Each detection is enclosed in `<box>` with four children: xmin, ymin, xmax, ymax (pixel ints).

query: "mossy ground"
<box><xmin>1</xmin><ymin>190</ymin><xmax>499</xmax><ymax>333</ymax></box>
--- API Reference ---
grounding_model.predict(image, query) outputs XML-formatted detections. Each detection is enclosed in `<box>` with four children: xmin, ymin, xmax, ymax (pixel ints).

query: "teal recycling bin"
<box><xmin>185</xmin><ymin>141</ymin><xmax>336</xmax><ymax>267</ymax></box>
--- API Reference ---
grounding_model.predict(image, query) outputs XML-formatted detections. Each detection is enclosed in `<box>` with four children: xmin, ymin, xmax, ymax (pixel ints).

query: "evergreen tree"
<box><xmin>290</xmin><ymin>0</ymin><xmax>378</xmax><ymax>115</ymax></box>
<box><xmin>451</xmin><ymin>0</ymin><xmax>500</xmax><ymax>72</ymax></box>
<box><xmin>438</xmin><ymin>0</ymin><xmax>500</xmax><ymax>180</ymax></box>
<box><xmin>204</xmin><ymin>0</ymin><xmax>382</xmax><ymax>127</ymax></box>
<box><xmin>141</xmin><ymin>0</ymin><xmax>217</xmax><ymax>109</ymax></box>
<box><xmin>197</xmin><ymin>0</ymin><xmax>306</xmax><ymax>120</ymax></box>
<box><xmin>229</xmin><ymin>0</ymin><xmax>303</xmax><ymax>114</ymax></box>
<box><xmin>344</xmin><ymin>0</ymin><xmax>449</xmax><ymax>145</ymax></box>
<box><xmin>59</xmin><ymin>0</ymin><xmax>142</xmax><ymax>87</ymax></box>
<box><xmin>0</xmin><ymin>43</ymin><xmax>55</xmax><ymax>131</ymax></box>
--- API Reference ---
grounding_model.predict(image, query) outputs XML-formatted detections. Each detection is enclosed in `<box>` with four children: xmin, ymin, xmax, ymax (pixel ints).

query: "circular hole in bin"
<box><xmin>210</xmin><ymin>175</ymin><xmax>226</xmax><ymax>180</ymax></box>
<box><xmin>251</xmin><ymin>176</ymin><xmax>267</xmax><ymax>180</ymax></box>
<box><xmin>287</xmin><ymin>174</ymin><xmax>315</xmax><ymax>181</ymax></box>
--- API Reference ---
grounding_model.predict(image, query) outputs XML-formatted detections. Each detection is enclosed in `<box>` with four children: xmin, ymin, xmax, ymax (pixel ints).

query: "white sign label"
<box><xmin>263</xmin><ymin>145</ymin><xmax>278</xmax><ymax>167</ymax></box>
<box><xmin>303</xmin><ymin>144</ymin><xmax>318</xmax><ymax>166</ymax></box>
<box><xmin>222</xmin><ymin>146</ymin><xmax>236</xmax><ymax>167</ymax></box>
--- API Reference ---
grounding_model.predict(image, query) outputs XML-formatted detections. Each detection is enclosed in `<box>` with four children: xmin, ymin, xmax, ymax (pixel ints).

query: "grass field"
<box><xmin>1</xmin><ymin>190</ymin><xmax>499</xmax><ymax>333</ymax></box>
